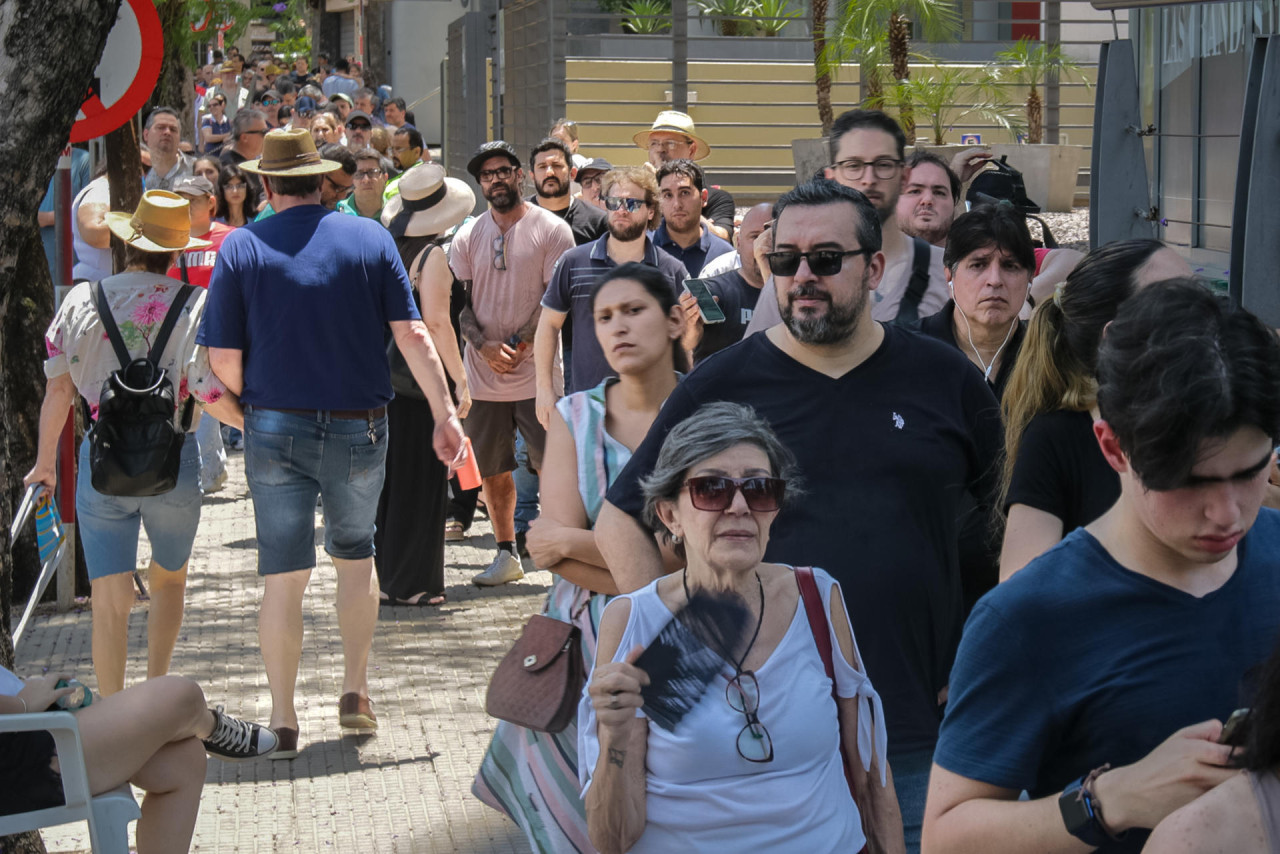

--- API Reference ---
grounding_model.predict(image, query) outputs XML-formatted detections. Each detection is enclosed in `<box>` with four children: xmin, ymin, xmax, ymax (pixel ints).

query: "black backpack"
<box><xmin>87</xmin><ymin>279</ymin><xmax>196</xmax><ymax>497</ymax></box>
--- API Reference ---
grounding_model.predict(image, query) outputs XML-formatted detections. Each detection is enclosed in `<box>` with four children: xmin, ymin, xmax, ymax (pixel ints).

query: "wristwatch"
<box><xmin>1059</xmin><ymin>776</ymin><xmax>1111</xmax><ymax>847</ymax></box>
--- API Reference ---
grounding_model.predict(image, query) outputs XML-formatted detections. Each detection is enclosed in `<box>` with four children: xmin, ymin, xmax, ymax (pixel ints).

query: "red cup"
<box><xmin>456</xmin><ymin>437</ymin><xmax>482</xmax><ymax>491</ymax></box>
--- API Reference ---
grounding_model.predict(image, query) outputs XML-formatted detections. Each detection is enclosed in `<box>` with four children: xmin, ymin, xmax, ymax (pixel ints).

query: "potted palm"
<box><xmin>983</xmin><ymin>37</ymin><xmax>1090</xmax><ymax>211</ymax></box>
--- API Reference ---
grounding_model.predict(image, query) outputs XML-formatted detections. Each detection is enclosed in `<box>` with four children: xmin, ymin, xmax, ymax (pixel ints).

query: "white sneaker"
<box><xmin>473</xmin><ymin>550</ymin><xmax>524</xmax><ymax>586</ymax></box>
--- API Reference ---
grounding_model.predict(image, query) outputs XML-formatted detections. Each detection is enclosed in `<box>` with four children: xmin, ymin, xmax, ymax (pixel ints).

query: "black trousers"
<box><xmin>374</xmin><ymin>396</ymin><xmax>448</xmax><ymax>600</ymax></box>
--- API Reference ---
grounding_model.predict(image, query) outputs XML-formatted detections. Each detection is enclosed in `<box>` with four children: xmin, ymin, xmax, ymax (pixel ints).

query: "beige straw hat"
<box><xmin>381</xmin><ymin>163</ymin><xmax>475</xmax><ymax>238</ymax></box>
<box><xmin>239</xmin><ymin>127</ymin><xmax>341</xmax><ymax>176</ymax></box>
<box><xmin>104</xmin><ymin>190</ymin><xmax>211</xmax><ymax>253</ymax></box>
<box><xmin>633</xmin><ymin>110</ymin><xmax>711</xmax><ymax>161</ymax></box>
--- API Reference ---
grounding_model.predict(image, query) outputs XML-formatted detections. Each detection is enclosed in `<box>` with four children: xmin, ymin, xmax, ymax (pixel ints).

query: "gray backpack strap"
<box><xmin>893</xmin><ymin>237</ymin><xmax>933</xmax><ymax>325</ymax></box>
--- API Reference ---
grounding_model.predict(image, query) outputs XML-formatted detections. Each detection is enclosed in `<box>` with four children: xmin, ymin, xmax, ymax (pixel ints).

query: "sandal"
<box><xmin>444</xmin><ymin>520</ymin><xmax>466</xmax><ymax>542</ymax></box>
<box><xmin>400</xmin><ymin>592</ymin><xmax>447</xmax><ymax>607</ymax></box>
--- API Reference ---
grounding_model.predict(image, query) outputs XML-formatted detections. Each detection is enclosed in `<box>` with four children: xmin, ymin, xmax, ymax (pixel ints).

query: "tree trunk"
<box><xmin>106</xmin><ymin>120</ymin><xmax>144</xmax><ymax>274</ymax></box>
<box><xmin>1027</xmin><ymin>85</ymin><xmax>1043</xmax><ymax>144</ymax></box>
<box><xmin>151</xmin><ymin>0</ymin><xmax>195</xmax><ymax>132</ymax></box>
<box><xmin>888</xmin><ymin>11</ymin><xmax>913</xmax><ymax>140</ymax></box>
<box><xmin>0</xmin><ymin>4</ymin><xmax>124</xmax><ymax>851</ymax></box>
<box><xmin>812</xmin><ymin>0</ymin><xmax>832</xmax><ymax>132</ymax></box>
<box><xmin>863</xmin><ymin>64</ymin><xmax>884</xmax><ymax>108</ymax></box>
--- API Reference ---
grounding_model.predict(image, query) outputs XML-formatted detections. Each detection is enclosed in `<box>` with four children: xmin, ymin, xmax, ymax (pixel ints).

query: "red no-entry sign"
<box><xmin>69</xmin><ymin>0</ymin><xmax>164</xmax><ymax>143</ymax></box>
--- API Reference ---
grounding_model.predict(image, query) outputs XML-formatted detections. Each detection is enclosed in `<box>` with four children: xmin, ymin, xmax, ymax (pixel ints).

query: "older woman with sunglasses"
<box><xmin>580</xmin><ymin>402</ymin><xmax>903</xmax><ymax>854</ymax></box>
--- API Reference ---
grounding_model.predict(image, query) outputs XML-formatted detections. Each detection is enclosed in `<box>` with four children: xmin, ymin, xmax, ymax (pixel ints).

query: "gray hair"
<box><xmin>639</xmin><ymin>401</ymin><xmax>800</xmax><ymax>549</ymax></box>
<box><xmin>232</xmin><ymin>109</ymin><xmax>267</xmax><ymax>140</ymax></box>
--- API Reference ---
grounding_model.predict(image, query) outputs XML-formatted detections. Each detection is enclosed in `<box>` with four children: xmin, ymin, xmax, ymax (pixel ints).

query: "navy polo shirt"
<box><xmin>541</xmin><ymin>232</ymin><xmax>687</xmax><ymax>392</ymax></box>
<box><xmin>651</xmin><ymin>222</ymin><xmax>734</xmax><ymax>278</ymax></box>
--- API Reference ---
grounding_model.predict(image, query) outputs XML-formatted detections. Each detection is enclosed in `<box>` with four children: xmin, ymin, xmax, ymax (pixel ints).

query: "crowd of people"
<box><xmin>10</xmin><ymin>73</ymin><xmax>1280</xmax><ymax>854</ymax></box>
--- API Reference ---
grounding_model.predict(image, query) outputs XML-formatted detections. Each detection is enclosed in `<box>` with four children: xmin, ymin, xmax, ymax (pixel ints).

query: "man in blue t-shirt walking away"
<box><xmin>925</xmin><ymin>279</ymin><xmax>1280</xmax><ymax>853</ymax></box>
<box><xmin>198</xmin><ymin>129</ymin><xmax>465</xmax><ymax>759</ymax></box>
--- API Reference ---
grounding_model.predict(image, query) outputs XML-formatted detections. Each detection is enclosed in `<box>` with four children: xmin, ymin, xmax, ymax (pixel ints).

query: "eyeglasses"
<box><xmin>726</xmin><ymin>671</ymin><xmax>774</xmax><ymax>763</ymax></box>
<box><xmin>354</xmin><ymin>169</ymin><xmax>384</xmax><ymax>181</ymax></box>
<box><xmin>492</xmin><ymin>233</ymin><xmax>507</xmax><ymax>271</ymax></box>
<box><xmin>648</xmin><ymin>139</ymin><xmax>691</xmax><ymax>153</ymax></box>
<box><xmin>765</xmin><ymin>248</ymin><xmax>872</xmax><ymax>277</ymax></box>
<box><xmin>224</xmin><ymin>182</ymin><xmax>247</xmax><ymax>193</ymax></box>
<box><xmin>323</xmin><ymin>173</ymin><xmax>353</xmax><ymax>195</ymax></box>
<box><xmin>682</xmin><ymin>476</ymin><xmax>786</xmax><ymax>513</ymax></box>
<box><xmin>477</xmin><ymin>166</ymin><xmax>516</xmax><ymax>183</ymax></box>
<box><xmin>831</xmin><ymin>157</ymin><xmax>903</xmax><ymax>180</ymax></box>
<box><xmin>602</xmin><ymin>196</ymin><xmax>646</xmax><ymax>212</ymax></box>
<box><xmin>580</xmin><ymin>175</ymin><xmax>602</xmax><ymax>189</ymax></box>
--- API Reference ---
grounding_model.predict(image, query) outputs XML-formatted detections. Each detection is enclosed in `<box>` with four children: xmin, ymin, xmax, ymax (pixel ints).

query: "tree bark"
<box><xmin>813</xmin><ymin>0</ymin><xmax>832</xmax><ymax>132</ymax></box>
<box><xmin>106</xmin><ymin>120</ymin><xmax>144</xmax><ymax>274</ymax></box>
<box><xmin>151</xmin><ymin>0</ymin><xmax>195</xmax><ymax>132</ymax></box>
<box><xmin>0</xmin><ymin>1</ymin><xmax>123</xmax><ymax>848</ymax></box>
<box><xmin>888</xmin><ymin>11</ymin><xmax>914</xmax><ymax>140</ymax></box>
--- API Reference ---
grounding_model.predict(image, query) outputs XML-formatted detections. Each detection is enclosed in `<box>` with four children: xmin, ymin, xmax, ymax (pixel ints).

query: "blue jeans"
<box><xmin>243</xmin><ymin>406</ymin><xmax>389</xmax><ymax>574</ymax></box>
<box><xmin>195</xmin><ymin>413</ymin><xmax>226</xmax><ymax>489</ymax></box>
<box><xmin>513</xmin><ymin>429</ymin><xmax>539</xmax><ymax>535</ymax></box>
<box><xmin>891</xmin><ymin>748</ymin><xmax>935</xmax><ymax>854</ymax></box>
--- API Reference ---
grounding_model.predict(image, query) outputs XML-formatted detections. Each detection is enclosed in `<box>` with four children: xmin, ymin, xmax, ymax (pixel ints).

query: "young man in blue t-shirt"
<box><xmin>924</xmin><ymin>279</ymin><xmax>1280</xmax><ymax>853</ymax></box>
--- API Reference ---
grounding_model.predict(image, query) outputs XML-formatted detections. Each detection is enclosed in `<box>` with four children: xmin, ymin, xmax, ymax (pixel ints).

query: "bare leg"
<box><xmin>259</xmin><ymin>569</ymin><xmax>311</xmax><ymax>730</ymax></box>
<box><xmin>332</xmin><ymin>556</ymin><xmax>377</xmax><ymax>698</ymax></box>
<box><xmin>91</xmin><ymin>572</ymin><xmax>137</xmax><ymax>696</ymax></box>
<box><xmin>146</xmin><ymin>560</ymin><xmax>189</xmax><ymax>679</ymax></box>
<box><xmin>75</xmin><ymin>676</ymin><xmax>213</xmax><ymax>854</ymax></box>
<box><xmin>482</xmin><ymin>471</ymin><xmax>516</xmax><ymax>543</ymax></box>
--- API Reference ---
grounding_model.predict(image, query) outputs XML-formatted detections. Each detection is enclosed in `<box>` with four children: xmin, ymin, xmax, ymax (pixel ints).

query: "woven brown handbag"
<box><xmin>485</xmin><ymin>615</ymin><xmax>585</xmax><ymax>733</ymax></box>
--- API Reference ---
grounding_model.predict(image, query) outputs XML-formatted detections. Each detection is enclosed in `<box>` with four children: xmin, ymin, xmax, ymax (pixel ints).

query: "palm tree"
<box><xmin>813</xmin><ymin>0</ymin><xmax>834</xmax><ymax>132</ymax></box>
<box><xmin>819</xmin><ymin>22</ymin><xmax>889</xmax><ymax>111</ymax></box>
<box><xmin>899</xmin><ymin>63</ymin><xmax>1022</xmax><ymax>144</ymax></box>
<box><xmin>823</xmin><ymin>0</ymin><xmax>960</xmax><ymax>139</ymax></box>
<box><xmin>989</xmin><ymin>37</ymin><xmax>1086</xmax><ymax>144</ymax></box>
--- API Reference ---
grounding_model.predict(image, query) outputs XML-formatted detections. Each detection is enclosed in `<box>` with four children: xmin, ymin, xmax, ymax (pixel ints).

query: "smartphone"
<box><xmin>683</xmin><ymin>278</ymin><xmax>726</xmax><ymax>325</ymax></box>
<box><xmin>1220</xmin><ymin>707</ymin><xmax>1250</xmax><ymax>745</ymax></box>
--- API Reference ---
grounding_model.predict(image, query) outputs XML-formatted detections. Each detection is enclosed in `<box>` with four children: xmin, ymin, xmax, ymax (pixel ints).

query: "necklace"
<box><xmin>956</xmin><ymin>305</ymin><xmax>1017</xmax><ymax>382</ymax></box>
<box><xmin>683</xmin><ymin>569</ymin><xmax>765</xmax><ymax>672</ymax></box>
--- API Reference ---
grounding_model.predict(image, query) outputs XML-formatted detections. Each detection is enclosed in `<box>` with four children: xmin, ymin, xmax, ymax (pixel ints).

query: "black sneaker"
<box><xmin>203</xmin><ymin>705</ymin><xmax>278</xmax><ymax>760</ymax></box>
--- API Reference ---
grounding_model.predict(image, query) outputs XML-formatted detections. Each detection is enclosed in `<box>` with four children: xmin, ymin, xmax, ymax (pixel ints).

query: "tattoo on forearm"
<box><xmin>516</xmin><ymin>305</ymin><xmax>542</xmax><ymax>345</ymax></box>
<box><xmin>607</xmin><ymin>747</ymin><xmax>626</xmax><ymax>768</ymax></box>
<box><xmin>458</xmin><ymin>302</ymin><xmax>485</xmax><ymax>350</ymax></box>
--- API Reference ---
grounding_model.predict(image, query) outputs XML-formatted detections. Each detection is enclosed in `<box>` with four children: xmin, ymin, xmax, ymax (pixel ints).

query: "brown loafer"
<box><xmin>339</xmin><ymin>693</ymin><xmax>377</xmax><ymax>729</ymax></box>
<box><xmin>271</xmin><ymin>727</ymin><xmax>299</xmax><ymax>760</ymax></box>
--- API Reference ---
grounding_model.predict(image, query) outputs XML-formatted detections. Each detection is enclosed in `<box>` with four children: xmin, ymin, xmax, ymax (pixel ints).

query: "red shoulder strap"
<box><xmin>795</xmin><ymin>567</ymin><xmax>859</xmax><ymax>805</ymax></box>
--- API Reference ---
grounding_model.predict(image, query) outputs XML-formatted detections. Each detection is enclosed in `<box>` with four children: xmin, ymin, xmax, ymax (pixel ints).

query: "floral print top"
<box><xmin>44</xmin><ymin>272</ymin><xmax>227</xmax><ymax>427</ymax></box>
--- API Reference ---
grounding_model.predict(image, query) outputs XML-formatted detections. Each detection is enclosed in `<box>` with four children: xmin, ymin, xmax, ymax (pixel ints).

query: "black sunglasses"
<box><xmin>765</xmin><ymin>248</ymin><xmax>872</xmax><ymax>277</ymax></box>
<box><xmin>602</xmin><ymin>196</ymin><xmax>645</xmax><ymax>212</ymax></box>
<box><xmin>682</xmin><ymin>476</ymin><xmax>785</xmax><ymax>513</ymax></box>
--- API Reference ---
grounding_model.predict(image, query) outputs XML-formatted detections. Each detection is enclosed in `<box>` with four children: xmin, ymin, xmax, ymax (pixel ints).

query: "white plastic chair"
<box><xmin>0</xmin><ymin>710</ymin><xmax>140</xmax><ymax>852</ymax></box>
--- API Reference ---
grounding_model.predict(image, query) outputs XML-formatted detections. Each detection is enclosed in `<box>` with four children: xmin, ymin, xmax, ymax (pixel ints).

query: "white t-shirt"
<box><xmin>698</xmin><ymin>249</ymin><xmax>743</xmax><ymax>278</ymax></box>
<box><xmin>579</xmin><ymin>567</ymin><xmax>888</xmax><ymax>853</ymax></box>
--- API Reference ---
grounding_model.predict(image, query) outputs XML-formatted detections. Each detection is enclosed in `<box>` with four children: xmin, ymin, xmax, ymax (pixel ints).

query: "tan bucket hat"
<box><xmin>104</xmin><ymin>190</ymin><xmax>211</xmax><ymax>253</ymax></box>
<box><xmin>381</xmin><ymin>163</ymin><xmax>476</xmax><ymax>238</ymax></box>
<box><xmin>633</xmin><ymin>110</ymin><xmax>711</xmax><ymax>161</ymax></box>
<box><xmin>239</xmin><ymin>127</ymin><xmax>341</xmax><ymax>176</ymax></box>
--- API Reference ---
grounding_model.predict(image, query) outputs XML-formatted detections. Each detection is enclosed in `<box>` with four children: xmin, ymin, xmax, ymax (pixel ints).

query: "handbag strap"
<box><xmin>795</xmin><ymin>566</ymin><xmax>859</xmax><ymax>802</ymax></box>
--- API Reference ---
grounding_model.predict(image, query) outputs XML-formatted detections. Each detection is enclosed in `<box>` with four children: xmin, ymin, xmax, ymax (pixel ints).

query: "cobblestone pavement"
<box><xmin>22</xmin><ymin>452</ymin><xmax>541</xmax><ymax>853</ymax></box>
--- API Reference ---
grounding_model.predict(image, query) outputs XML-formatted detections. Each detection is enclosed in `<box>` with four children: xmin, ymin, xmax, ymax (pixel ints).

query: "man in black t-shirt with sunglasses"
<box><xmin>596</xmin><ymin>178</ymin><xmax>1002</xmax><ymax>854</ymax></box>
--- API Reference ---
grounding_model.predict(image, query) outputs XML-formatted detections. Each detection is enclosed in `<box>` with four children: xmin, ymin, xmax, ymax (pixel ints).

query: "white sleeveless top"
<box><xmin>71</xmin><ymin>177</ymin><xmax>112</xmax><ymax>282</ymax></box>
<box><xmin>579</xmin><ymin>567</ymin><xmax>889</xmax><ymax>853</ymax></box>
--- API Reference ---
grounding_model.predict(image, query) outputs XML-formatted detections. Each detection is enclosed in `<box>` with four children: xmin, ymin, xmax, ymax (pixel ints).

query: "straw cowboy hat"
<box><xmin>104</xmin><ymin>190</ymin><xmax>211</xmax><ymax>253</ymax></box>
<box><xmin>239</xmin><ymin>127</ymin><xmax>341</xmax><ymax>176</ymax></box>
<box><xmin>381</xmin><ymin>163</ymin><xmax>475</xmax><ymax>239</ymax></box>
<box><xmin>633</xmin><ymin>110</ymin><xmax>711</xmax><ymax>161</ymax></box>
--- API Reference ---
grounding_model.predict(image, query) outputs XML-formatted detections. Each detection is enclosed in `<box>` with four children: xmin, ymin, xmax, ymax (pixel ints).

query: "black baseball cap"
<box><xmin>467</xmin><ymin>141</ymin><xmax>521</xmax><ymax>179</ymax></box>
<box><xmin>345</xmin><ymin>110</ymin><xmax>373</xmax><ymax>128</ymax></box>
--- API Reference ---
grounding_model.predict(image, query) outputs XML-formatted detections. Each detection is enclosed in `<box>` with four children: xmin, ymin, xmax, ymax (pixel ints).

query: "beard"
<box><xmin>536</xmin><ymin>176</ymin><xmax>569</xmax><ymax>199</ymax></box>
<box><xmin>608</xmin><ymin>217</ymin><xmax>647</xmax><ymax>242</ymax></box>
<box><xmin>780</xmin><ymin>271</ymin><xmax>869</xmax><ymax>345</ymax></box>
<box><xmin>901</xmin><ymin>213</ymin><xmax>949</xmax><ymax>246</ymax></box>
<box><xmin>485</xmin><ymin>180</ymin><xmax>519</xmax><ymax>213</ymax></box>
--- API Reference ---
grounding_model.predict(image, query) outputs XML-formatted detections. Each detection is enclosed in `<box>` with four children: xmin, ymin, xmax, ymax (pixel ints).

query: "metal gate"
<box><xmin>500</xmin><ymin>0</ymin><xmax>567</xmax><ymax>161</ymax></box>
<box><xmin>446</xmin><ymin>11</ymin><xmax>495</xmax><ymax>210</ymax></box>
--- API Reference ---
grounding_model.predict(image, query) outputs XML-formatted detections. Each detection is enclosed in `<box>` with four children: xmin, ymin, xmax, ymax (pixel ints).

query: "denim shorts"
<box><xmin>243</xmin><ymin>406</ymin><xmax>389</xmax><ymax>575</ymax></box>
<box><xmin>76</xmin><ymin>436</ymin><xmax>201</xmax><ymax>580</ymax></box>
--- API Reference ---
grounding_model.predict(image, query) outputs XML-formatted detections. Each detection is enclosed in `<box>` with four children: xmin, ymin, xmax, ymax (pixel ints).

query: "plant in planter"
<box><xmin>898</xmin><ymin>63</ymin><xmax>1023</xmax><ymax>144</ymax></box>
<box><xmin>823</xmin><ymin>0</ymin><xmax>960</xmax><ymax>139</ymax></box>
<box><xmin>819</xmin><ymin>25</ymin><xmax>890</xmax><ymax>110</ymax></box>
<box><xmin>753</xmin><ymin>0</ymin><xmax>803</xmax><ymax>36</ymax></box>
<box><xmin>694</xmin><ymin>0</ymin><xmax>760</xmax><ymax>36</ymax></box>
<box><xmin>622</xmin><ymin>0</ymin><xmax>673</xmax><ymax>33</ymax></box>
<box><xmin>986</xmin><ymin>37</ymin><xmax>1087</xmax><ymax>144</ymax></box>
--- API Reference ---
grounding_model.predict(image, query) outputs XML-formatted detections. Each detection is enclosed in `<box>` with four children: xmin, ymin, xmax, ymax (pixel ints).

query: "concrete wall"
<box><xmin>387</xmin><ymin>0</ymin><xmax>469</xmax><ymax>145</ymax></box>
